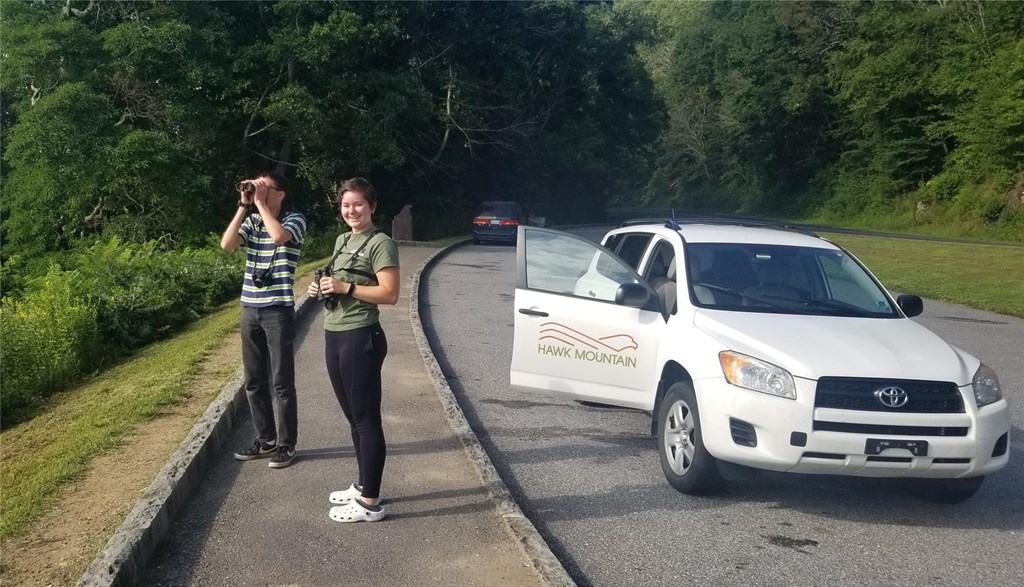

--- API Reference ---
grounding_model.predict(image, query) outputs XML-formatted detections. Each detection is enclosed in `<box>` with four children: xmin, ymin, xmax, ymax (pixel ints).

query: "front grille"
<box><xmin>813</xmin><ymin>421</ymin><xmax>968</xmax><ymax>437</ymax></box>
<box><xmin>815</xmin><ymin>377</ymin><xmax>964</xmax><ymax>414</ymax></box>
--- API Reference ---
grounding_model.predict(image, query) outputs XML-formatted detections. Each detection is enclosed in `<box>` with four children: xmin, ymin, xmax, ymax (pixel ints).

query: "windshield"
<box><xmin>684</xmin><ymin>243</ymin><xmax>898</xmax><ymax>318</ymax></box>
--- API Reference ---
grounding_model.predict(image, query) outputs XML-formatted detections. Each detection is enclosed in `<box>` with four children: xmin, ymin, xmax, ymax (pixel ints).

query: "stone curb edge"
<box><xmin>409</xmin><ymin>239</ymin><xmax>577</xmax><ymax>587</ymax></box>
<box><xmin>77</xmin><ymin>294</ymin><xmax>320</xmax><ymax>587</ymax></box>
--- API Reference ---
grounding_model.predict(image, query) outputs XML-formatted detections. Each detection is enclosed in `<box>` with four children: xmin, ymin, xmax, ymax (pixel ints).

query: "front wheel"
<box><xmin>657</xmin><ymin>381</ymin><xmax>722</xmax><ymax>495</ymax></box>
<box><xmin>904</xmin><ymin>476</ymin><xmax>985</xmax><ymax>504</ymax></box>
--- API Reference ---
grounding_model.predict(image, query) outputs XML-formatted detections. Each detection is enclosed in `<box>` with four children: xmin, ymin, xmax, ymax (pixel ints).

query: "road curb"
<box><xmin>77</xmin><ymin>294</ymin><xmax>319</xmax><ymax>587</ymax></box>
<box><xmin>409</xmin><ymin>238</ymin><xmax>577</xmax><ymax>587</ymax></box>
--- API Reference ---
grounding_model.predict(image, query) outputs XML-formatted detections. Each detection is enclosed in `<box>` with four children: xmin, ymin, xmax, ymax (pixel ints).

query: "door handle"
<box><xmin>518</xmin><ymin>308</ymin><xmax>549</xmax><ymax>317</ymax></box>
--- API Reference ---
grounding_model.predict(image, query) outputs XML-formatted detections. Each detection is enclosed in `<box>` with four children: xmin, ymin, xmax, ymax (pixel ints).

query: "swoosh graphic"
<box><xmin>539</xmin><ymin>322</ymin><xmax>638</xmax><ymax>352</ymax></box>
<box><xmin>539</xmin><ymin>335</ymin><xmax>579</xmax><ymax>347</ymax></box>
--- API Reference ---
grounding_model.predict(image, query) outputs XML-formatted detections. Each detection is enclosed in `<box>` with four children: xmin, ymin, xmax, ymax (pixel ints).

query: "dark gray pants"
<box><xmin>240</xmin><ymin>305</ymin><xmax>298</xmax><ymax>448</ymax></box>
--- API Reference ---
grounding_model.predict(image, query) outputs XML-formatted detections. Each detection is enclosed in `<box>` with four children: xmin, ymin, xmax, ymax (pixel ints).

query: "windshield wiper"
<box><xmin>693</xmin><ymin>283</ymin><xmax>806</xmax><ymax>313</ymax></box>
<box><xmin>798</xmin><ymin>298</ymin><xmax>872</xmax><ymax>317</ymax></box>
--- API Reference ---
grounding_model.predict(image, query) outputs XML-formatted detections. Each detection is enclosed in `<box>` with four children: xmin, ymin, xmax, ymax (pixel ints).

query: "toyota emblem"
<box><xmin>874</xmin><ymin>386</ymin><xmax>909</xmax><ymax>408</ymax></box>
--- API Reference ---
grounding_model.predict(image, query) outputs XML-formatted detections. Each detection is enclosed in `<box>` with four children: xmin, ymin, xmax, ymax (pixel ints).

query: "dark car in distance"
<box><xmin>472</xmin><ymin>201</ymin><xmax>527</xmax><ymax>244</ymax></box>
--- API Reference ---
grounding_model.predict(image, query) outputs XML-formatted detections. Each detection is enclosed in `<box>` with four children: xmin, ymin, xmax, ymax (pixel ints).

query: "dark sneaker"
<box><xmin>269</xmin><ymin>446</ymin><xmax>296</xmax><ymax>469</ymax></box>
<box><xmin>234</xmin><ymin>439</ymin><xmax>276</xmax><ymax>461</ymax></box>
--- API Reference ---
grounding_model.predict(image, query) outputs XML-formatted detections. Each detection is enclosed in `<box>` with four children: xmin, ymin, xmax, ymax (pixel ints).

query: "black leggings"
<box><xmin>324</xmin><ymin>324</ymin><xmax>388</xmax><ymax>499</ymax></box>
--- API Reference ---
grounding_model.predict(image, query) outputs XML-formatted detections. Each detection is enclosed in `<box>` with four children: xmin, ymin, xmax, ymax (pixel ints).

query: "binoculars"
<box><xmin>237</xmin><ymin>180</ymin><xmax>258</xmax><ymax>195</ymax></box>
<box><xmin>313</xmin><ymin>267</ymin><xmax>330</xmax><ymax>301</ymax></box>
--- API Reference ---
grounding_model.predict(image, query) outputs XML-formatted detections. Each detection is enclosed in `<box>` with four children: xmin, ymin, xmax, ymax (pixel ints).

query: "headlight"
<box><xmin>719</xmin><ymin>351</ymin><xmax>797</xmax><ymax>399</ymax></box>
<box><xmin>972</xmin><ymin>363</ymin><xmax>1003</xmax><ymax>407</ymax></box>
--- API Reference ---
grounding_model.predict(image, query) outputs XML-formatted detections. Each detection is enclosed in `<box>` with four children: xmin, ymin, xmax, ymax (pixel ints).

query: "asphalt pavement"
<box><xmin>423</xmin><ymin>239</ymin><xmax>1024</xmax><ymax>587</ymax></box>
<box><xmin>130</xmin><ymin>243</ymin><xmax>567</xmax><ymax>587</ymax></box>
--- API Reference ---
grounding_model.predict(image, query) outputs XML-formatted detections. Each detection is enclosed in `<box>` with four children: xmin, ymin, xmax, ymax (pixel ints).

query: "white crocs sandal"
<box><xmin>328</xmin><ymin>484</ymin><xmax>362</xmax><ymax>505</ymax></box>
<box><xmin>329</xmin><ymin>500</ymin><xmax>385</xmax><ymax>523</ymax></box>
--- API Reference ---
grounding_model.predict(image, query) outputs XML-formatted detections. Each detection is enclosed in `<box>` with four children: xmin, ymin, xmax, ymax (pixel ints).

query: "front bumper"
<box><xmin>694</xmin><ymin>377</ymin><xmax>1011</xmax><ymax>479</ymax></box>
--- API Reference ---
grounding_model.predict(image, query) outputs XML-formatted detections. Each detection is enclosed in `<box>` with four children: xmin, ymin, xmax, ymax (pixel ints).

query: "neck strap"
<box><xmin>327</xmin><ymin>229</ymin><xmax>381</xmax><ymax>282</ymax></box>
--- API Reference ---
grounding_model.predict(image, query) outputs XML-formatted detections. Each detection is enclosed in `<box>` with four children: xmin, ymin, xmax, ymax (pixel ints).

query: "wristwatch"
<box><xmin>346</xmin><ymin>282</ymin><xmax>356</xmax><ymax>296</ymax></box>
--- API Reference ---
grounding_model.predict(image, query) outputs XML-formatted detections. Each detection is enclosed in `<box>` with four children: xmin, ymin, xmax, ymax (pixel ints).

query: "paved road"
<box><xmin>421</xmin><ymin>233</ymin><xmax>1024</xmax><ymax>587</ymax></box>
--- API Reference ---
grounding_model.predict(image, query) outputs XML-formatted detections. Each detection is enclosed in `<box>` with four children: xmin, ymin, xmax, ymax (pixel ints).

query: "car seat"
<box><xmin>744</xmin><ymin>259</ymin><xmax>808</xmax><ymax>301</ymax></box>
<box><xmin>646</xmin><ymin>249</ymin><xmax>677</xmax><ymax>315</ymax></box>
<box><xmin>709</xmin><ymin>249</ymin><xmax>758</xmax><ymax>293</ymax></box>
<box><xmin>650</xmin><ymin>258</ymin><xmax>678</xmax><ymax>315</ymax></box>
<box><xmin>686</xmin><ymin>250</ymin><xmax>717</xmax><ymax>305</ymax></box>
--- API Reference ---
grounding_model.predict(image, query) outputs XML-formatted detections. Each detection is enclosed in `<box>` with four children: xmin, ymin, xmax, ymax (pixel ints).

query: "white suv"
<box><xmin>510</xmin><ymin>220</ymin><xmax>1010</xmax><ymax>503</ymax></box>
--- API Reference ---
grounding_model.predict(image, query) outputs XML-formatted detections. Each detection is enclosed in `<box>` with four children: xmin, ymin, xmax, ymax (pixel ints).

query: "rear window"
<box><xmin>477</xmin><ymin>203</ymin><xmax>521</xmax><ymax>216</ymax></box>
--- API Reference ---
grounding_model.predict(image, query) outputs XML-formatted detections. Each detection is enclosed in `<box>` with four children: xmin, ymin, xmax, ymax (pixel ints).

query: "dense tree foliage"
<box><xmin>635</xmin><ymin>0</ymin><xmax>1022</xmax><ymax>237</ymax></box>
<box><xmin>1</xmin><ymin>0</ymin><xmax>662</xmax><ymax>269</ymax></box>
<box><xmin>0</xmin><ymin>0</ymin><xmax>662</xmax><ymax>424</ymax></box>
<box><xmin>1</xmin><ymin>1</ymin><xmax>1020</xmax><ymax>421</ymax></box>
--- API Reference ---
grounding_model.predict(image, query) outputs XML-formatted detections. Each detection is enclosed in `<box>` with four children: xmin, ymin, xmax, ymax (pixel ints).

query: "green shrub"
<box><xmin>0</xmin><ymin>266</ymin><xmax>98</xmax><ymax>423</ymax></box>
<box><xmin>1</xmin><ymin>238</ymin><xmax>243</xmax><ymax>427</ymax></box>
<box><xmin>302</xmin><ymin>225</ymin><xmax>344</xmax><ymax>260</ymax></box>
<box><xmin>68</xmin><ymin>238</ymin><xmax>242</xmax><ymax>353</ymax></box>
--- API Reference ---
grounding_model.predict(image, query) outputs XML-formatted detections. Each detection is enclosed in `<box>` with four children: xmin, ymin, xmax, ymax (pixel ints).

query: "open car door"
<box><xmin>510</xmin><ymin>226</ymin><xmax>666</xmax><ymax>410</ymax></box>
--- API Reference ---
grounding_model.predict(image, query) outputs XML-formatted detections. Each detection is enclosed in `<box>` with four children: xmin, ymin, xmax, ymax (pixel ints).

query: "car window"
<box><xmin>643</xmin><ymin>240</ymin><xmax>676</xmax><ymax>282</ymax></box>
<box><xmin>816</xmin><ymin>253</ymin><xmax>894</xmax><ymax>314</ymax></box>
<box><xmin>603</xmin><ymin>233</ymin><xmax>624</xmax><ymax>253</ymax></box>
<box><xmin>686</xmin><ymin>243</ymin><xmax>896</xmax><ymax>317</ymax></box>
<box><xmin>614</xmin><ymin>234</ymin><xmax>653</xmax><ymax>271</ymax></box>
<box><xmin>524</xmin><ymin>229</ymin><xmax>639</xmax><ymax>303</ymax></box>
<box><xmin>477</xmin><ymin>202</ymin><xmax>520</xmax><ymax>217</ymax></box>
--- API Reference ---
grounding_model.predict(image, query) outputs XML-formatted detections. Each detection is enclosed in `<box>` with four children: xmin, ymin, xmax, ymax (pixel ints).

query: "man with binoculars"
<box><xmin>220</xmin><ymin>171</ymin><xmax>306</xmax><ymax>468</ymax></box>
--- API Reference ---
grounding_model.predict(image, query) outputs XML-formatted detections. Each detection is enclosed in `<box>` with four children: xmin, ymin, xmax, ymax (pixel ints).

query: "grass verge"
<box><xmin>825</xmin><ymin>234</ymin><xmax>1024</xmax><ymax>318</ymax></box>
<box><xmin>0</xmin><ymin>303</ymin><xmax>241</xmax><ymax>541</ymax></box>
<box><xmin>0</xmin><ymin>259</ymin><xmax>325</xmax><ymax>543</ymax></box>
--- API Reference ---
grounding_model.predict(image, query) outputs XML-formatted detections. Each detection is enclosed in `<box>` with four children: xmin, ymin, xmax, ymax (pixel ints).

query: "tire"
<box><xmin>657</xmin><ymin>381</ymin><xmax>722</xmax><ymax>495</ymax></box>
<box><xmin>904</xmin><ymin>476</ymin><xmax>985</xmax><ymax>504</ymax></box>
<box><xmin>472</xmin><ymin>237</ymin><xmax>481</xmax><ymax>245</ymax></box>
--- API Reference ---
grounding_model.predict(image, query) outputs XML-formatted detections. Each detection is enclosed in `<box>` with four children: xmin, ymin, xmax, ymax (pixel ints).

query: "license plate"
<box><xmin>865</xmin><ymin>438</ymin><xmax>929</xmax><ymax>456</ymax></box>
<box><xmin>490</xmin><ymin>219</ymin><xmax>500</xmax><ymax>225</ymax></box>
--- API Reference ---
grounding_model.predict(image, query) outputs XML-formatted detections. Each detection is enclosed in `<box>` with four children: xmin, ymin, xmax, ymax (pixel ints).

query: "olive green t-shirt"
<box><xmin>323</xmin><ymin>229</ymin><xmax>400</xmax><ymax>332</ymax></box>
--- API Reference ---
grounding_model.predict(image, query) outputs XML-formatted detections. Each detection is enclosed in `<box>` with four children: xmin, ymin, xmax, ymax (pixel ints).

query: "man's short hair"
<box><xmin>258</xmin><ymin>171</ymin><xmax>289</xmax><ymax>192</ymax></box>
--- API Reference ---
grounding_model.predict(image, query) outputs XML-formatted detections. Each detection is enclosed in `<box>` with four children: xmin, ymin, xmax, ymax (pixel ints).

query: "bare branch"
<box><xmin>242</xmin><ymin>67</ymin><xmax>286</xmax><ymax>144</ymax></box>
<box><xmin>63</xmin><ymin>0</ymin><xmax>97</xmax><ymax>18</ymax></box>
<box><xmin>244</xmin><ymin>122</ymin><xmax>279</xmax><ymax>139</ymax></box>
<box><xmin>84</xmin><ymin>197</ymin><xmax>104</xmax><ymax>225</ymax></box>
<box><xmin>114</xmin><ymin>109</ymin><xmax>133</xmax><ymax>126</ymax></box>
<box><xmin>426</xmin><ymin>67</ymin><xmax>455</xmax><ymax>164</ymax></box>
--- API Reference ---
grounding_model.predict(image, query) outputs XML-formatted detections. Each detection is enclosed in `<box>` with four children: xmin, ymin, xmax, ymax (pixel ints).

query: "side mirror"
<box><xmin>615</xmin><ymin>282</ymin><xmax>651</xmax><ymax>308</ymax></box>
<box><xmin>897</xmin><ymin>294</ymin><xmax>923</xmax><ymax>318</ymax></box>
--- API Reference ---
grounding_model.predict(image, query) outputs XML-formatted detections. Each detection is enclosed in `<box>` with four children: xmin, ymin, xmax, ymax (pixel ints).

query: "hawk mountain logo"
<box><xmin>536</xmin><ymin>322</ymin><xmax>638</xmax><ymax>368</ymax></box>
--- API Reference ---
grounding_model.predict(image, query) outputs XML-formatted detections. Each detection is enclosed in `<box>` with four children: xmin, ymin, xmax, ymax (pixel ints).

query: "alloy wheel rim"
<box><xmin>663</xmin><ymin>400</ymin><xmax>695</xmax><ymax>475</ymax></box>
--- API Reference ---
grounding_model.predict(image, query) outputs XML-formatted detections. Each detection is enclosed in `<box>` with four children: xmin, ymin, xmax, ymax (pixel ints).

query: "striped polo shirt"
<box><xmin>238</xmin><ymin>211</ymin><xmax>306</xmax><ymax>307</ymax></box>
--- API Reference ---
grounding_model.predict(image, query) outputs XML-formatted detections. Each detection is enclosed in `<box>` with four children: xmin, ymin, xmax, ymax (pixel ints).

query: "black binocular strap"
<box><xmin>328</xmin><ymin>229</ymin><xmax>382</xmax><ymax>284</ymax></box>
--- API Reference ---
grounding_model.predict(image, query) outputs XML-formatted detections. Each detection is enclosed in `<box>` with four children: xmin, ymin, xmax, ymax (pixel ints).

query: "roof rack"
<box><xmin>617</xmin><ymin>216</ymin><xmax>819</xmax><ymax>238</ymax></box>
